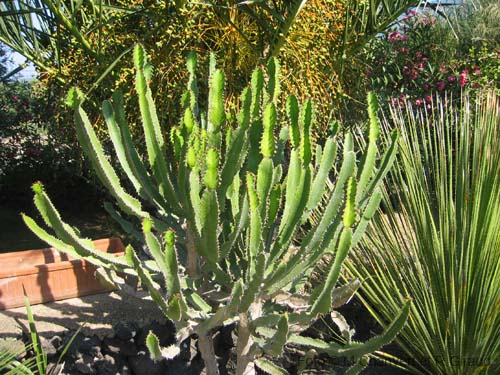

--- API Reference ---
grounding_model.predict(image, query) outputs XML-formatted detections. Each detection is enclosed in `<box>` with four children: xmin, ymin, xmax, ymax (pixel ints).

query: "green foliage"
<box><xmin>0</xmin><ymin>340</ymin><xmax>35</xmax><ymax>375</ymax></box>
<box><xmin>0</xmin><ymin>0</ymin><xmax>420</xmax><ymax>141</ymax></box>
<box><xmin>346</xmin><ymin>92</ymin><xmax>500</xmax><ymax>375</ymax></box>
<box><xmin>0</xmin><ymin>290</ymin><xmax>84</xmax><ymax>375</ymax></box>
<box><xmin>24</xmin><ymin>46</ymin><xmax>409</xmax><ymax>375</ymax></box>
<box><xmin>0</xmin><ymin>80</ymin><xmax>82</xmax><ymax>200</ymax></box>
<box><xmin>364</xmin><ymin>3</ymin><xmax>500</xmax><ymax>110</ymax></box>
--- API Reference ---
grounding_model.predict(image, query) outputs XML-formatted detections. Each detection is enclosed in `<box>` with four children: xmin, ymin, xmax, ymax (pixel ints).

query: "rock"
<box><xmin>64</xmin><ymin>332</ymin><xmax>87</xmax><ymax>358</ymax></box>
<box><xmin>95</xmin><ymin>356</ymin><xmax>120</xmax><ymax>375</ymax></box>
<box><xmin>40</xmin><ymin>336</ymin><xmax>59</xmax><ymax>359</ymax></box>
<box><xmin>102</xmin><ymin>337</ymin><xmax>138</xmax><ymax>358</ymax></box>
<box><xmin>50</xmin><ymin>335</ymin><xmax>63</xmax><ymax>351</ymax></box>
<box><xmin>128</xmin><ymin>351</ymin><xmax>166</xmax><ymax>375</ymax></box>
<box><xmin>166</xmin><ymin>358</ymin><xmax>204</xmax><ymax>375</ymax></box>
<box><xmin>114</xmin><ymin>322</ymin><xmax>138</xmax><ymax>341</ymax></box>
<box><xmin>103</xmin><ymin>354</ymin><xmax>116</xmax><ymax>366</ymax></box>
<box><xmin>120</xmin><ymin>339</ymin><xmax>139</xmax><ymax>357</ymax></box>
<box><xmin>73</xmin><ymin>354</ymin><xmax>96</xmax><ymax>374</ymax></box>
<box><xmin>95</xmin><ymin>354</ymin><xmax>131</xmax><ymax>375</ymax></box>
<box><xmin>79</xmin><ymin>335</ymin><xmax>102</xmax><ymax>357</ymax></box>
<box><xmin>102</xmin><ymin>337</ymin><xmax>121</xmax><ymax>357</ymax></box>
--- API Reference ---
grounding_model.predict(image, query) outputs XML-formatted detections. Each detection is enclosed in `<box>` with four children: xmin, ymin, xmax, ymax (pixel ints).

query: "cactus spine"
<box><xmin>24</xmin><ymin>45</ymin><xmax>408</xmax><ymax>375</ymax></box>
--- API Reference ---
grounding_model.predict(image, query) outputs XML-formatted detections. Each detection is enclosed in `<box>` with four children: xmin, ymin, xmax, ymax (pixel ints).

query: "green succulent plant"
<box><xmin>23</xmin><ymin>45</ymin><xmax>409</xmax><ymax>375</ymax></box>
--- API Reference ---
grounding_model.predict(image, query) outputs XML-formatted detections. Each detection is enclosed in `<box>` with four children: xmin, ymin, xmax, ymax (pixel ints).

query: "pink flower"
<box><xmin>421</xmin><ymin>17</ymin><xmax>436</xmax><ymax>26</ymax></box>
<box><xmin>388</xmin><ymin>31</ymin><xmax>409</xmax><ymax>43</ymax></box>
<box><xmin>417</xmin><ymin>62</ymin><xmax>425</xmax><ymax>71</ymax></box>
<box><xmin>473</xmin><ymin>65</ymin><xmax>481</xmax><ymax>74</ymax></box>
<box><xmin>12</xmin><ymin>95</ymin><xmax>18</xmax><ymax>102</ymax></box>
<box><xmin>423</xmin><ymin>83</ymin><xmax>430</xmax><ymax>91</ymax></box>
<box><xmin>415</xmin><ymin>99</ymin><xmax>423</xmax><ymax>106</ymax></box>
<box><xmin>459</xmin><ymin>70</ymin><xmax>468</xmax><ymax>87</ymax></box>
<box><xmin>425</xmin><ymin>95</ymin><xmax>432</xmax><ymax>103</ymax></box>
<box><xmin>448</xmin><ymin>75</ymin><xmax>456</xmax><ymax>83</ymax></box>
<box><xmin>437</xmin><ymin>81</ymin><xmax>446</xmax><ymax>91</ymax></box>
<box><xmin>388</xmin><ymin>31</ymin><xmax>403</xmax><ymax>43</ymax></box>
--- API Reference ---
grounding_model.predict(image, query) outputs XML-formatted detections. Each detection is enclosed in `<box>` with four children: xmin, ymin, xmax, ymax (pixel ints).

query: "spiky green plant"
<box><xmin>0</xmin><ymin>341</ymin><xmax>35</xmax><ymax>375</ymax></box>
<box><xmin>23</xmin><ymin>45</ymin><xmax>409</xmax><ymax>375</ymax></box>
<box><xmin>345</xmin><ymin>92</ymin><xmax>500</xmax><ymax>375</ymax></box>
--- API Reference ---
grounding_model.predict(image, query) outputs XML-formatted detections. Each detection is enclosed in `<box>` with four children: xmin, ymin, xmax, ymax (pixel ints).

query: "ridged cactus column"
<box><xmin>24</xmin><ymin>45</ymin><xmax>409</xmax><ymax>375</ymax></box>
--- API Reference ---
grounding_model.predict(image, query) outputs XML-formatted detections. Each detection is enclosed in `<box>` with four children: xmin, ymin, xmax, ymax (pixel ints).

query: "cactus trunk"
<box><xmin>199</xmin><ymin>333</ymin><xmax>219</xmax><ymax>375</ymax></box>
<box><xmin>236</xmin><ymin>313</ymin><xmax>255</xmax><ymax>375</ymax></box>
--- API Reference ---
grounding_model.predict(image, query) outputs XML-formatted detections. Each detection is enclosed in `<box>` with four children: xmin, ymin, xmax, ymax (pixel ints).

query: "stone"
<box><xmin>50</xmin><ymin>335</ymin><xmax>63</xmax><ymax>351</ymax></box>
<box><xmin>128</xmin><ymin>351</ymin><xmax>166</xmax><ymax>375</ymax></box>
<box><xmin>40</xmin><ymin>336</ymin><xmax>59</xmax><ymax>359</ymax></box>
<box><xmin>114</xmin><ymin>322</ymin><xmax>138</xmax><ymax>341</ymax></box>
<box><xmin>79</xmin><ymin>335</ymin><xmax>102</xmax><ymax>357</ymax></box>
<box><xmin>73</xmin><ymin>354</ymin><xmax>96</xmax><ymax>375</ymax></box>
<box><xmin>64</xmin><ymin>332</ymin><xmax>87</xmax><ymax>358</ymax></box>
<box><xmin>102</xmin><ymin>337</ymin><xmax>138</xmax><ymax>358</ymax></box>
<box><xmin>102</xmin><ymin>337</ymin><xmax>121</xmax><ymax>356</ymax></box>
<box><xmin>95</xmin><ymin>357</ymin><xmax>120</xmax><ymax>375</ymax></box>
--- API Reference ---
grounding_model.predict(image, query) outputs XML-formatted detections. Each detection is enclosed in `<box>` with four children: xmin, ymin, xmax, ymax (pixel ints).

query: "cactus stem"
<box><xmin>236</xmin><ymin>312</ymin><xmax>255</xmax><ymax>375</ymax></box>
<box><xmin>198</xmin><ymin>333</ymin><xmax>219</xmax><ymax>375</ymax></box>
<box><xmin>185</xmin><ymin>221</ymin><xmax>199</xmax><ymax>278</ymax></box>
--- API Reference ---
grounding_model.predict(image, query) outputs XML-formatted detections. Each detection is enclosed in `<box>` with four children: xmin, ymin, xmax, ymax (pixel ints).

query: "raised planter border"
<box><xmin>0</xmin><ymin>238</ymin><xmax>124</xmax><ymax>310</ymax></box>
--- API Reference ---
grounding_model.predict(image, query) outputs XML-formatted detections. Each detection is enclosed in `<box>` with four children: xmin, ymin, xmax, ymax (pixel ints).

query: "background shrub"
<box><xmin>0</xmin><ymin>80</ymin><xmax>82</xmax><ymax>201</ymax></box>
<box><xmin>363</xmin><ymin>3</ymin><xmax>500</xmax><ymax>110</ymax></box>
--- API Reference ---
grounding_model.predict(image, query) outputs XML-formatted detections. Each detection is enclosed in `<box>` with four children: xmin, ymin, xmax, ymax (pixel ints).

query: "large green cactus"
<box><xmin>23</xmin><ymin>45</ymin><xmax>409</xmax><ymax>375</ymax></box>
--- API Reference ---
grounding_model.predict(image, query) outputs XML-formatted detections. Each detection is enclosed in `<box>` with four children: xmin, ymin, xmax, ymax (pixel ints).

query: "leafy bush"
<box><xmin>365</xmin><ymin>7</ymin><xmax>500</xmax><ymax>109</ymax></box>
<box><xmin>346</xmin><ymin>91</ymin><xmax>500</xmax><ymax>375</ymax></box>
<box><xmin>23</xmin><ymin>46</ymin><xmax>410</xmax><ymax>375</ymax></box>
<box><xmin>0</xmin><ymin>80</ymin><xmax>81</xmax><ymax>200</ymax></box>
<box><xmin>2</xmin><ymin>0</ymin><xmax>420</xmax><ymax>141</ymax></box>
